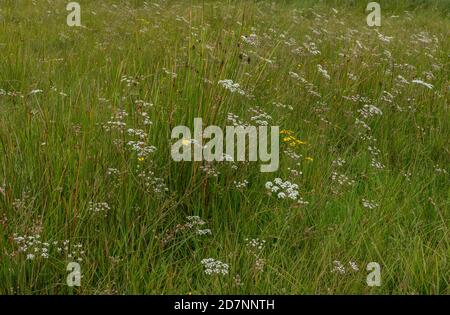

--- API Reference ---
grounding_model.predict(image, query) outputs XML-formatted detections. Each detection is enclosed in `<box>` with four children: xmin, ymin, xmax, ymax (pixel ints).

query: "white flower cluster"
<box><xmin>370</xmin><ymin>159</ymin><xmax>385</xmax><ymax>170</ymax></box>
<box><xmin>245</xmin><ymin>238</ymin><xmax>266</xmax><ymax>252</ymax></box>
<box><xmin>332</xmin><ymin>260</ymin><xmax>346</xmax><ymax>274</ymax></box>
<box><xmin>241</xmin><ymin>33</ymin><xmax>259</xmax><ymax>46</ymax></box>
<box><xmin>186</xmin><ymin>216</ymin><xmax>211</xmax><ymax>236</ymax></box>
<box><xmin>88</xmin><ymin>201</ymin><xmax>110</xmax><ymax>215</ymax></box>
<box><xmin>289</xmin><ymin>71</ymin><xmax>321</xmax><ymax>97</ymax></box>
<box><xmin>332</xmin><ymin>158</ymin><xmax>346</xmax><ymax>167</ymax></box>
<box><xmin>218</xmin><ymin>79</ymin><xmax>247</xmax><ymax>96</ymax></box>
<box><xmin>134</xmin><ymin>99</ymin><xmax>153</xmax><ymax>109</ymax></box>
<box><xmin>255</xmin><ymin>257</ymin><xmax>266</xmax><ymax>272</ymax></box>
<box><xmin>376</xmin><ymin>30</ymin><xmax>393</xmax><ymax>43</ymax></box>
<box><xmin>303</xmin><ymin>41</ymin><xmax>321</xmax><ymax>55</ymax></box>
<box><xmin>284</xmin><ymin>148</ymin><xmax>301</xmax><ymax>161</ymax></box>
<box><xmin>273</xmin><ymin>102</ymin><xmax>293</xmax><ymax>111</ymax></box>
<box><xmin>317</xmin><ymin>64</ymin><xmax>330</xmax><ymax>80</ymax></box>
<box><xmin>103</xmin><ymin>110</ymin><xmax>128</xmax><ymax>132</ymax></box>
<box><xmin>227</xmin><ymin>112</ymin><xmax>247</xmax><ymax>127</ymax></box>
<box><xmin>331</xmin><ymin>171</ymin><xmax>355</xmax><ymax>187</ymax></box>
<box><xmin>332</xmin><ymin>260</ymin><xmax>360</xmax><ymax>274</ymax></box>
<box><xmin>199</xmin><ymin>164</ymin><xmax>220</xmax><ymax>177</ymax></box>
<box><xmin>57</xmin><ymin>240</ymin><xmax>85</xmax><ymax>262</ymax></box>
<box><xmin>201</xmin><ymin>258</ymin><xmax>229</xmax><ymax>276</ymax></box>
<box><xmin>162</xmin><ymin>67</ymin><xmax>177</xmax><ymax>79</ymax></box>
<box><xmin>354</xmin><ymin>103</ymin><xmax>386</xmax><ymax>171</ymax></box>
<box><xmin>127</xmin><ymin>128</ymin><xmax>147</xmax><ymax>140</ymax></box>
<box><xmin>349</xmin><ymin>261</ymin><xmax>359</xmax><ymax>272</ymax></box>
<box><xmin>127</xmin><ymin>140</ymin><xmax>156</xmax><ymax>158</ymax></box>
<box><xmin>249</xmin><ymin>107</ymin><xmax>272</xmax><ymax>126</ymax></box>
<box><xmin>0</xmin><ymin>90</ymin><xmax>24</xmax><ymax>98</ymax></box>
<box><xmin>265</xmin><ymin>178</ymin><xmax>299</xmax><ymax>200</ymax></box>
<box><xmin>13</xmin><ymin>234</ymin><xmax>50</xmax><ymax>259</ymax></box>
<box><xmin>12</xmin><ymin>191</ymin><xmax>34</xmax><ymax>211</ymax></box>
<box><xmin>120</xmin><ymin>75</ymin><xmax>141</xmax><ymax>87</ymax></box>
<box><xmin>107</xmin><ymin>168</ymin><xmax>120</xmax><ymax>176</ymax></box>
<box><xmin>435</xmin><ymin>165</ymin><xmax>448</xmax><ymax>174</ymax></box>
<box><xmin>137</xmin><ymin>168</ymin><xmax>168</xmax><ymax>194</ymax></box>
<box><xmin>29</xmin><ymin>89</ymin><xmax>43</xmax><ymax>95</ymax></box>
<box><xmin>348</xmin><ymin>72</ymin><xmax>358</xmax><ymax>81</ymax></box>
<box><xmin>139</xmin><ymin>111</ymin><xmax>153</xmax><ymax>126</ymax></box>
<box><xmin>233</xmin><ymin>180</ymin><xmax>248</xmax><ymax>189</ymax></box>
<box><xmin>289</xmin><ymin>71</ymin><xmax>300</xmax><ymax>80</ymax></box>
<box><xmin>12</xmin><ymin>235</ymin><xmax>85</xmax><ymax>262</ymax></box>
<box><xmin>358</xmin><ymin>104</ymin><xmax>383</xmax><ymax>119</ymax></box>
<box><xmin>362</xmin><ymin>198</ymin><xmax>379</xmax><ymax>209</ymax></box>
<box><xmin>412</xmin><ymin>79</ymin><xmax>433</xmax><ymax>90</ymax></box>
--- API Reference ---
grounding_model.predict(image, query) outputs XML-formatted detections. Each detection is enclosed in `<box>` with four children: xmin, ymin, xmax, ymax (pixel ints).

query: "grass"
<box><xmin>0</xmin><ymin>0</ymin><xmax>449</xmax><ymax>294</ymax></box>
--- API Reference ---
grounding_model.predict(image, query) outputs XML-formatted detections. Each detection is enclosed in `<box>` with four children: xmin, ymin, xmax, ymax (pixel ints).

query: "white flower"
<box><xmin>218</xmin><ymin>79</ymin><xmax>247</xmax><ymax>96</ymax></box>
<box><xmin>267</xmin><ymin>178</ymin><xmax>302</xmax><ymax>201</ymax></box>
<box><xmin>29</xmin><ymin>89</ymin><xmax>43</xmax><ymax>95</ymax></box>
<box><xmin>332</xmin><ymin>260</ymin><xmax>346</xmax><ymax>274</ymax></box>
<box><xmin>317</xmin><ymin>64</ymin><xmax>330</xmax><ymax>80</ymax></box>
<box><xmin>201</xmin><ymin>258</ymin><xmax>229</xmax><ymax>276</ymax></box>
<box><xmin>277</xmin><ymin>192</ymin><xmax>286</xmax><ymax>199</ymax></box>
<box><xmin>362</xmin><ymin>199</ymin><xmax>379</xmax><ymax>209</ymax></box>
<box><xmin>412</xmin><ymin>79</ymin><xmax>433</xmax><ymax>89</ymax></box>
<box><xmin>358</xmin><ymin>105</ymin><xmax>383</xmax><ymax>119</ymax></box>
<box><xmin>349</xmin><ymin>261</ymin><xmax>359</xmax><ymax>271</ymax></box>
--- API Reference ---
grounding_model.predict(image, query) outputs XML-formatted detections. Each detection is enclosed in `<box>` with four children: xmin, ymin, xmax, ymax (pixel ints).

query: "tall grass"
<box><xmin>0</xmin><ymin>0</ymin><xmax>449</xmax><ymax>294</ymax></box>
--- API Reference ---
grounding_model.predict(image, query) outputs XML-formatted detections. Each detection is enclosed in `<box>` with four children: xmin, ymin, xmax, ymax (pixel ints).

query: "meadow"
<box><xmin>0</xmin><ymin>0</ymin><xmax>449</xmax><ymax>294</ymax></box>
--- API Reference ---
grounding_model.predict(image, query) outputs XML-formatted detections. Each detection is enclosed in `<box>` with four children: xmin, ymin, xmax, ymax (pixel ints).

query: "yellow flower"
<box><xmin>138</xmin><ymin>157</ymin><xmax>145</xmax><ymax>162</ymax></box>
<box><xmin>181</xmin><ymin>139</ymin><xmax>191</xmax><ymax>146</ymax></box>
<box><xmin>305</xmin><ymin>156</ymin><xmax>314</xmax><ymax>161</ymax></box>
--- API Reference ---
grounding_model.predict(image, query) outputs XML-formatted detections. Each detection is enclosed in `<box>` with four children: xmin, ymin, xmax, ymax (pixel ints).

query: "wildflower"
<box><xmin>280</xmin><ymin>131</ymin><xmax>307</xmax><ymax>147</ymax></box>
<box><xmin>233</xmin><ymin>274</ymin><xmax>243</xmax><ymax>287</ymax></box>
<box><xmin>245</xmin><ymin>238</ymin><xmax>266</xmax><ymax>252</ymax></box>
<box><xmin>362</xmin><ymin>199</ymin><xmax>379</xmax><ymax>209</ymax></box>
<box><xmin>241</xmin><ymin>33</ymin><xmax>259</xmax><ymax>46</ymax></box>
<box><xmin>317</xmin><ymin>64</ymin><xmax>330</xmax><ymax>80</ymax></box>
<box><xmin>332</xmin><ymin>158</ymin><xmax>346</xmax><ymax>167</ymax></box>
<box><xmin>349</xmin><ymin>261</ymin><xmax>359</xmax><ymax>272</ymax></box>
<box><xmin>127</xmin><ymin>141</ymin><xmax>156</xmax><ymax>158</ymax></box>
<box><xmin>358</xmin><ymin>105</ymin><xmax>383</xmax><ymax>119</ymax></box>
<box><xmin>233</xmin><ymin>180</ymin><xmax>249</xmax><ymax>189</ymax></box>
<box><xmin>201</xmin><ymin>258</ymin><xmax>229</xmax><ymax>276</ymax></box>
<box><xmin>29</xmin><ymin>89</ymin><xmax>43</xmax><ymax>95</ymax></box>
<box><xmin>137</xmin><ymin>169</ymin><xmax>168</xmax><ymax>193</ymax></box>
<box><xmin>88</xmin><ymin>202</ymin><xmax>110</xmax><ymax>215</ymax></box>
<box><xmin>331</xmin><ymin>171</ymin><xmax>355</xmax><ymax>187</ymax></box>
<box><xmin>265</xmin><ymin>178</ymin><xmax>305</xmax><ymax>202</ymax></box>
<box><xmin>412</xmin><ymin>79</ymin><xmax>434</xmax><ymax>89</ymax></box>
<box><xmin>370</xmin><ymin>159</ymin><xmax>385</xmax><ymax>170</ymax></box>
<box><xmin>332</xmin><ymin>260</ymin><xmax>346</xmax><ymax>274</ymax></box>
<box><xmin>127</xmin><ymin>128</ymin><xmax>147</xmax><ymax>140</ymax></box>
<box><xmin>249</xmin><ymin>107</ymin><xmax>272</xmax><ymax>126</ymax></box>
<box><xmin>197</xmin><ymin>229</ymin><xmax>212</xmax><ymax>236</ymax></box>
<box><xmin>218</xmin><ymin>79</ymin><xmax>247</xmax><ymax>96</ymax></box>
